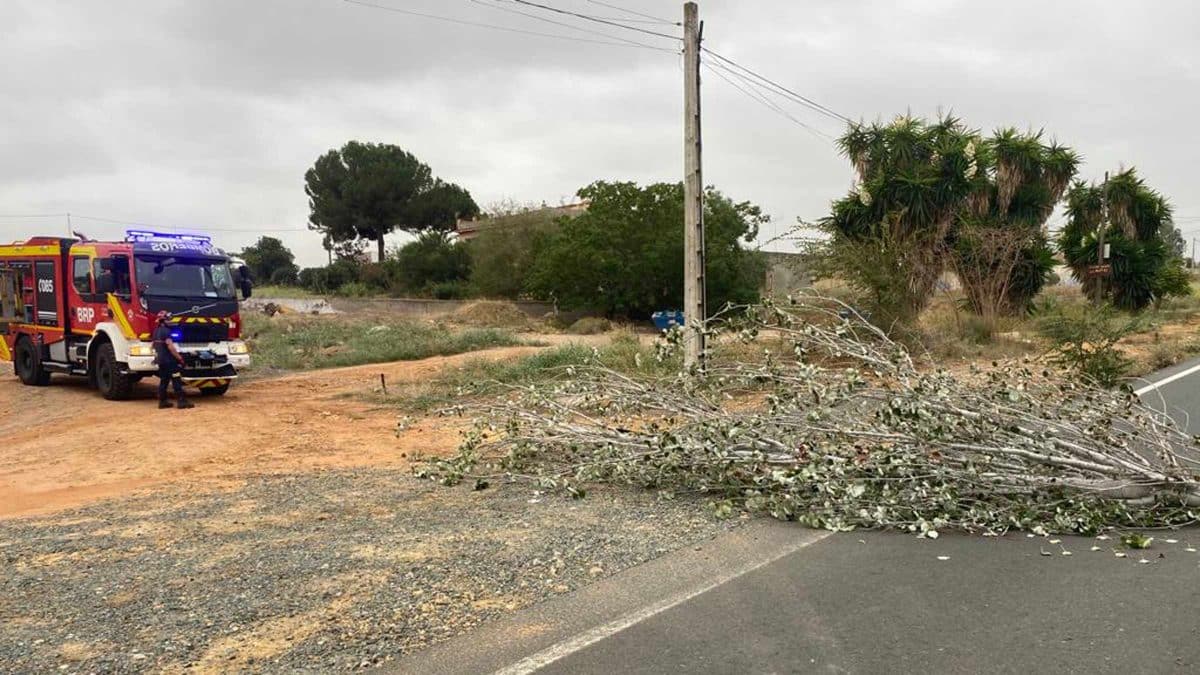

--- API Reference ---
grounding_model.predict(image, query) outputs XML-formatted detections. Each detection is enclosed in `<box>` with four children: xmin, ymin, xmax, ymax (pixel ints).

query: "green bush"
<box><xmin>1035</xmin><ymin>303</ymin><xmax>1141</xmax><ymax>387</ymax></box>
<box><xmin>468</xmin><ymin>205</ymin><xmax>561</xmax><ymax>299</ymax></box>
<box><xmin>426</xmin><ymin>280</ymin><xmax>470</xmax><ymax>300</ymax></box>
<box><xmin>392</xmin><ymin>231</ymin><xmax>471</xmax><ymax>294</ymax></box>
<box><xmin>299</xmin><ymin>259</ymin><xmax>361</xmax><ymax>294</ymax></box>
<box><xmin>335</xmin><ymin>281</ymin><xmax>372</xmax><ymax>297</ymax></box>
<box><xmin>526</xmin><ymin>181</ymin><xmax>766</xmax><ymax>318</ymax></box>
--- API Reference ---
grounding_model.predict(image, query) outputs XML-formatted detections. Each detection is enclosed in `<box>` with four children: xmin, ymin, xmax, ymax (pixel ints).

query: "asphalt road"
<box><xmin>402</xmin><ymin>360</ymin><xmax>1200</xmax><ymax>675</ymax></box>
<box><xmin>1135</xmin><ymin>354</ymin><xmax>1200</xmax><ymax>433</ymax></box>
<box><xmin>540</xmin><ymin>531</ymin><xmax>1200</xmax><ymax>674</ymax></box>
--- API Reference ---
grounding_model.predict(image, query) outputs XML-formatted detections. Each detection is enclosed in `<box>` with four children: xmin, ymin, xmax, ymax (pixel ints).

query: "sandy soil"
<box><xmin>0</xmin><ymin>346</ymin><xmax>553</xmax><ymax>519</ymax></box>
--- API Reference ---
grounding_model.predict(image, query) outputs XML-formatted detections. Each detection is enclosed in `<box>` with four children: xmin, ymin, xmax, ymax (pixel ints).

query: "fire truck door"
<box><xmin>34</xmin><ymin>261</ymin><xmax>59</xmax><ymax>328</ymax></box>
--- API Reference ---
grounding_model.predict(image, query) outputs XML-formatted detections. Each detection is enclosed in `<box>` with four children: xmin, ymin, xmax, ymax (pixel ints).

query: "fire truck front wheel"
<box><xmin>93</xmin><ymin>342</ymin><xmax>134</xmax><ymax>401</ymax></box>
<box><xmin>13</xmin><ymin>337</ymin><xmax>50</xmax><ymax>387</ymax></box>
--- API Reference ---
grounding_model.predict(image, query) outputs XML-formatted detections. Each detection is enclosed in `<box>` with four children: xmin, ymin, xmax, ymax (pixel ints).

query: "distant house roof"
<box><xmin>456</xmin><ymin>201</ymin><xmax>589</xmax><ymax>240</ymax></box>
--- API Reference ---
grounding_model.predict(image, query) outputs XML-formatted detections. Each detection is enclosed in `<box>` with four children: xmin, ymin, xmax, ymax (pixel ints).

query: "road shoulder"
<box><xmin>396</xmin><ymin>520</ymin><xmax>830</xmax><ymax>675</ymax></box>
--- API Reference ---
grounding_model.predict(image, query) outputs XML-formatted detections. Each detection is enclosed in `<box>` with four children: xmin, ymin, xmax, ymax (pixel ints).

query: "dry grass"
<box><xmin>449</xmin><ymin>301</ymin><xmax>536</xmax><ymax>331</ymax></box>
<box><xmin>567</xmin><ymin>317</ymin><xmax>612</xmax><ymax>335</ymax></box>
<box><xmin>813</xmin><ymin>277</ymin><xmax>1200</xmax><ymax>378</ymax></box>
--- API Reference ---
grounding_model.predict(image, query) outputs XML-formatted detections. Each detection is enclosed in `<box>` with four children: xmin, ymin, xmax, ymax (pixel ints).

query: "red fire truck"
<box><xmin>0</xmin><ymin>230</ymin><xmax>253</xmax><ymax>399</ymax></box>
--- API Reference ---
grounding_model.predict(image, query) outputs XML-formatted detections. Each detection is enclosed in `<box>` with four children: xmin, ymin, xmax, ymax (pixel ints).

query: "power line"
<box><xmin>70</xmin><ymin>214</ymin><xmax>309</xmax><ymax>234</ymax></box>
<box><xmin>466</xmin><ymin>0</ymin><xmax>676</xmax><ymax>52</ymax></box>
<box><xmin>0</xmin><ymin>213</ymin><xmax>69</xmax><ymax>219</ymax></box>
<box><xmin>704</xmin><ymin>57</ymin><xmax>837</xmax><ymax>141</ymax></box>
<box><xmin>702</xmin><ymin>47</ymin><xmax>851</xmax><ymax>125</ymax></box>
<box><xmin>582</xmin><ymin>0</ymin><xmax>679</xmax><ymax>25</ymax></box>
<box><xmin>702</xmin><ymin>60</ymin><xmax>834</xmax><ymax>142</ymax></box>
<box><xmin>342</xmin><ymin>0</ymin><xmax>672</xmax><ymax>51</ymax></box>
<box><xmin>508</xmin><ymin>0</ymin><xmax>682</xmax><ymax>42</ymax></box>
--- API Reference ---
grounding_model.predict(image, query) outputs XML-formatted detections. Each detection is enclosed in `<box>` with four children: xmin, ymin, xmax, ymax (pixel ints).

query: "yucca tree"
<box><xmin>951</xmin><ymin>128</ymin><xmax>1079</xmax><ymax>321</ymax></box>
<box><xmin>820</xmin><ymin>115</ymin><xmax>977</xmax><ymax>325</ymax></box>
<box><xmin>819</xmin><ymin>116</ymin><xmax>1077</xmax><ymax>326</ymax></box>
<box><xmin>1058</xmin><ymin>168</ymin><xmax>1189</xmax><ymax>310</ymax></box>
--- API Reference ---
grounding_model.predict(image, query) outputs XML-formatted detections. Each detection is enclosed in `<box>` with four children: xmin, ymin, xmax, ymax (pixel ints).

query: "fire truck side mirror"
<box><xmin>236</xmin><ymin>266</ymin><xmax>253</xmax><ymax>300</ymax></box>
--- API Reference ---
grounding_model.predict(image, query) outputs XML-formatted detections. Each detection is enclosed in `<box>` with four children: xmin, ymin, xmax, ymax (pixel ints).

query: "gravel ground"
<box><xmin>0</xmin><ymin>469</ymin><xmax>738</xmax><ymax>673</ymax></box>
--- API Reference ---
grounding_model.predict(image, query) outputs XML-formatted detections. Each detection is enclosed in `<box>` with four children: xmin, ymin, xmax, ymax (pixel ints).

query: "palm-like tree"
<box><xmin>952</xmin><ymin>128</ymin><xmax>1079</xmax><ymax>319</ymax></box>
<box><xmin>821</xmin><ymin>115</ymin><xmax>977</xmax><ymax>324</ymax></box>
<box><xmin>1058</xmin><ymin>168</ymin><xmax>1188</xmax><ymax>310</ymax></box>
<box><xmin>820</xmin><ymin>117</ymin><xmax>1078</xmax><ymax>325</ymax></box>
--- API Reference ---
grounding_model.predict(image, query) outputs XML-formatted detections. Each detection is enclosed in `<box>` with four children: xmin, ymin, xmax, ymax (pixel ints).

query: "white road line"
<box><xmin>493</xmin><ymin>530</ymin><xmax>834</xmax><ymax>675</ymax></box>
<box><xmin>1134</xmin><ymin>361</ymin><xmax>1200</xmax><ymax>397</ymax></box>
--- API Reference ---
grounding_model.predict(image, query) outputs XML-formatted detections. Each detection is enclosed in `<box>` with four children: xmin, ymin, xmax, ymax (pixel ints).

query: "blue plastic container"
<box><xmin>651</xmin><ymin>310</ymin><xmax>685</xmax><ymax>331</ymax></box>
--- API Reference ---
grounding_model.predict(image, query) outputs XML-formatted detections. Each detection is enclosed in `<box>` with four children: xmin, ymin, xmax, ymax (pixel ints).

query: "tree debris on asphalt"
<box><xmin>423</xmin><ymin>295</ymin><xmax>1200</xmax><ymax>535</ymax></box>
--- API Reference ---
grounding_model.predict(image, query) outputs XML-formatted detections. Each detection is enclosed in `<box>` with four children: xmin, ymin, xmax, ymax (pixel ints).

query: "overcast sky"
<box><xmin>3</xmin><ymin>0</ymin><xmax>1198</xmax><ymax>267</ymax></box>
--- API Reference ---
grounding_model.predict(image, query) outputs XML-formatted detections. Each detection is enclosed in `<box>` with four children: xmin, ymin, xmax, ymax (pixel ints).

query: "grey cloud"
<box><xmin>2</xmin><ymin>0</ymin><xmax>1199</xmax><ymax>266</ymax></box>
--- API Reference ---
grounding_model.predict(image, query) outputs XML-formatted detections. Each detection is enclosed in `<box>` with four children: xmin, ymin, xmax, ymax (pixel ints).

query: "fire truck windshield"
<box><xmin>134</xmin><ymin>256</ymin><xmax>236</xmax><ymax>300</ymax></box>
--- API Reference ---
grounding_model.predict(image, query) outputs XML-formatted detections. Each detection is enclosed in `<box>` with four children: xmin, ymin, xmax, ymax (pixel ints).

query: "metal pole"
<box><xmin>682</xmin><ymin>1</ymin><xmax>706</xmax><ymax>371</ymax></box>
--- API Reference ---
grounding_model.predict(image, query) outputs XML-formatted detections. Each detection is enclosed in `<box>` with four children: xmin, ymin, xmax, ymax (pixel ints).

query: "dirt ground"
<box><xmin>0</xmin><ymin>345</ymin><xmax>552</xmax><ymax>520</ymax></box>
<box><xmin>0</xmin><ymin>330</ymin><xmax>736</xmax><ymax>673</ymax></box>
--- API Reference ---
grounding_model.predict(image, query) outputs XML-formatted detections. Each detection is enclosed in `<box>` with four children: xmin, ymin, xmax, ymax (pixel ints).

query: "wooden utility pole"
<box><xmin>1093</xmin><ymin>171</ymin><xmax>1109</xmax><ymax>304</ymax></box>
<box><xmin>682</xmin><ymin>1</ymin><xmax>706</xmax><ymax>370</ymax></box>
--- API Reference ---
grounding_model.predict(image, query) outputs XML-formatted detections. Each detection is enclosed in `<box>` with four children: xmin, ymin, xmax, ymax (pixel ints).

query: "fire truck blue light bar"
<box><xmin>125</xmin><ymin>230</ymin><xmax>213</xmax><ymax>244</ymax></box>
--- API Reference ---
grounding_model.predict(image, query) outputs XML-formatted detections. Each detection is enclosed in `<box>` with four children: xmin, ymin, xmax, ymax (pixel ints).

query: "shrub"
<box><xmin>468</xmin><ymin>204</ymin><xmax>561</xmax><ymax>299</ymax></box>
<box><xmin>959</xmin><ymin>315</ymin><xmax>994</xmax><ymax>344</ymax></box>
<box><xmin>1036</xmin><ymin>303</ymin><xmax>1141</xmax><ymax>387</ymax></box>
<box><xmin>525</xmin><ymin>181</ymin><xmax>765</xmax><ymax>318</ymax></box>
<box><xmin>299</xmin><ymin>259</ymin><xmax>361</xmax><ymax>294</ymax></box>
<box><xmin>1149</xmin><ymin>342</ymin><xmax>1183</xmax><ymax>371</ymax></box>
<box><xmin>392</xmin><ymin>231</ymin><xmax>472</xmax><ymax>293</ymax></box>
<box><xmin>426</xmin><ymin>280</ymin><xmax>470</xmax><ymax>300</ymax></box>
<box><xmin>568</xmin><ymin>317</ymin><xmax>612</xmax><ymax>335</ymax></box>
<box><xmin>335</xmin><ymin>281</ymin><xmax>372</xmax><ymax>297</ymax></box>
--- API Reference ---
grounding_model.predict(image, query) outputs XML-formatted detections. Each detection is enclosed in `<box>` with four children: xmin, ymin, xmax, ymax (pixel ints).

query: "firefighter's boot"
<box><xmin>159</xmin><ymin>398</ymin><xmax>174</xmax><ymax>409</ymax></box>
<box><xmin>176</xmin><ymin>397</ymin><xmax>195</xmax><ymax>410</ymax></box>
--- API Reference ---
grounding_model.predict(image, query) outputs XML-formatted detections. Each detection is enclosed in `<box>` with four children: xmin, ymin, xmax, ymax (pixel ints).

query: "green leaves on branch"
<box><xmin>422</xmin><ymin>296</ymin><xmax>1200</xmax><ymax>536</ymax></box>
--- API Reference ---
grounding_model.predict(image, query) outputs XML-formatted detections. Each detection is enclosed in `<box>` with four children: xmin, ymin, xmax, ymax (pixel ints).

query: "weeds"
<box><xmin>1036</xmin><ymin>303</ymin><xmax>1141</xmax><ymax>387</ymax></box>
<box><xmin>241</xmin><ymin>313</ymin><xmax>524</xmax><ymax>373</ymax></box>
<box><xmin>366</xmin><ymin>332</ymin><xmax>672</xmax><ymax>412</ymax></box>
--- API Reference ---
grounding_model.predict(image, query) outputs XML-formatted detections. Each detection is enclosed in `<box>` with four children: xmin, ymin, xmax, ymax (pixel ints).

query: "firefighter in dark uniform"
<box><xmin>152</xmin><ymin>311</ymin><xmax>195</xmax><ymax>409</ymax></box>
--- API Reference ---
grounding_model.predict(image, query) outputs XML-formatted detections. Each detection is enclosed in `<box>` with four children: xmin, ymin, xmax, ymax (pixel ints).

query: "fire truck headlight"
<box><xmin>129</xmin><ymin>344</ymin><xmax>154</xmax><ymax>357</ymax></box>
<box><xmin>228</xmin><ymin>341</ymin><xmax>250</xmax><ymax>355</ymax></box>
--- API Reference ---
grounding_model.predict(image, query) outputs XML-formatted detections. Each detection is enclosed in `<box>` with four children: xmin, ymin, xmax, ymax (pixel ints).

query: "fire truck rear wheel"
<box><xmin>94</xmin><ymin>342</ymin><xmax>134</xmax><ymax>401</ymax></box>
<box><xmin>199</xmin><ymin>383</ymin><xmax>230</xmax><ymax>397</ymax></box>
<box><xmin>14</xmin><ymin>337</ymin><xmax>50</xmax><ymax>387</ymax></box>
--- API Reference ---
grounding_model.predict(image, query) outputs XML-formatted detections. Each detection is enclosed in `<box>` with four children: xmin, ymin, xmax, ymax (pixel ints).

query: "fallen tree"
<box><xmin>421</xmin><ymin>297</ymin><xmax>1200</xmax><ymax>535</ymax></box>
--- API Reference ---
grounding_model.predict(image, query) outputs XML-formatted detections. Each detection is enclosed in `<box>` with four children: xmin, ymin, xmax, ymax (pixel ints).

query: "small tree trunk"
<box><xmin>377</xmin><ymin>236</ymin><xmax>386</xmax><ymax>263</ymax></box>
